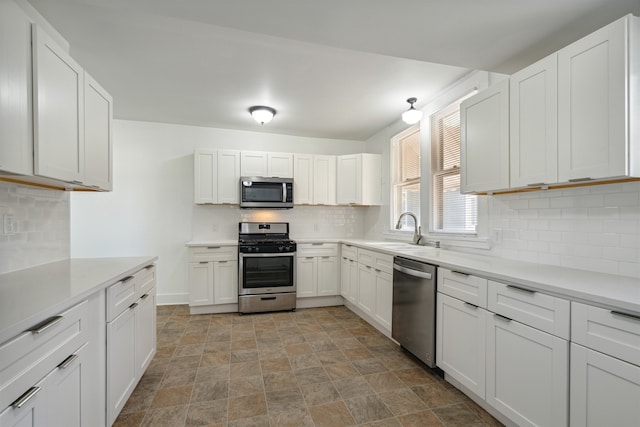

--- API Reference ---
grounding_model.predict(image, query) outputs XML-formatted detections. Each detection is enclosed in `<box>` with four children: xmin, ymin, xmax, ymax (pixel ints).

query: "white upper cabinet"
<box><xmin>460</xmin><ymin>79</ymin><xmax>510</xmax><ymax>194</ymax></box>
<box><xmin>267</xmin><ymin>152</ymin><xmax>293</xmax><ymax>178</ymax></box>
<box><xmin>32</xmin><ymin>25</ymin><xmax>85</xmax><ymax>184</ymax></box>
<box><xmin>83</xmin><ymin>72</ymin><xmax>113</xmax><ymax>190</ymax></box>
<box><xmin>313</xmin><ymin>155</ymin><xmax>336</xmax><ymax>205</ymax></box>
<box><xmin>240</xmin><ymin>151</ymin><xmax>268</xmax><ymax>176</ymax></box>
<box><xmin>0</xmin><ymin>0</ymin><xmax>32</xmax><ymax>176</ymax></box>
<box><xmin>558</xmin><ymin>14</ymin><xmax>639</xmax><ymax>183</ymax></box>
<box><xmin>510</xmin><ymin>54</ymin><xmax>558</xmax><ymax>188</ymax></box>
<box><xmin>194</xmin><ymin>149</ymin><xmax>240</xmax><ymax>204</ymax></box>
<box><xmin>337</xmin><ymin>153</ymin><xmax>381</xmax><ymax>205</ymax></box>
<box><xmin>293</xmin><ymin>154</ymin><xmax>313</xmax><ymax>205</ymax></box>
<box><xmin>240</xmin><ymin>151</ymin><xmax>293</xmax><ymax>177</ymax></box>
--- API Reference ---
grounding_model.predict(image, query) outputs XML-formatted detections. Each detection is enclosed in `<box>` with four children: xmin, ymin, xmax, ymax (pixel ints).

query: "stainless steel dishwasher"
<box><xmin>392</xmin><ymin>256</ymin><xmax>437</xmax><ymax>367</ymax></box>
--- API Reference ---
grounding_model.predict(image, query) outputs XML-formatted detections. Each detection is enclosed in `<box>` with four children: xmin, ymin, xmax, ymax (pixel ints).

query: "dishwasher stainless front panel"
<box><xmin>392</xmin><ymin>256</ymin><xmax>437</xmax><ymax>367</ymax></box>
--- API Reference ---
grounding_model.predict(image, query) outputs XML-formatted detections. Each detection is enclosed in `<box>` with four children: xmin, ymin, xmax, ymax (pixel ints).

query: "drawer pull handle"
<box><xmin>219</xmin><ymin>261</ymin><xmax>228</xmax><ymax>264</ymax></box>
<box><xmin>122</xmin><ymin>276</ymin><xmax>135</xmax><ymax>283</ymax></box>
<box><xmin>29</xmin><ymin>316</ymin><xmax>63</xmax><ymax>335</ymax></box>
<box><xmin>507</xmin><ymin>284</ymin><xmax>535</xmax><ymax>294</ymax></box>
<box><xmin>58</xmin><ymin>353</ymin><xmax>79</xmax><ymax>369</ymax></box>
<box><xmin>207</xmin><ymin>246</ymin><xmax>221</xmax><ymax>249</ymax></box>
<box><xmin>11</xmin><ymin>387</ymin><xmax>41</xmax><ymax>409</ymax></box>
<box><xmin>451</xmin><ymin>270</ymin><xmax>470</xmax><ymax>276</ymax></box>
<box><xmin>611</xmin><ymin>310</ymin><xmax>640</xmax><ymax>322</ymax></box>
<box><xmin>568</xmin><ymin>177</ymin><xmax>592</xmax><ymax>182</ymax></box>
<box><xmin>527</xmin><ymin>182</ymin><xmax>546</xmax><ymax>187</ymax></box>
<box><xmin>322</xmin><ymin>256</ymin><xmax>331</xmax><ymax>259</ymax></box>
<box><xmin>494</xmin><ymin>313</ymin><xmax>512</xmax><ymax>322</ymax></box>
<box><xmin>261</xmin><ymin>296</ymin><xmax>277</xmax><ymax>301</ymax></box>
<box><xmin>129</xmin><ymin>302</ymin><xmax>138</xmax><ymax>310</ymax></box>
<box><xmin>306</xmin><ymin>257</ymin><xmax>314</xmax><ymax>260</ymax></box>
<box><xmin>312</xmin><ymin>243</ymin><xmax>324</xmax><ymax>246</ymax></box>
<box><xmin>141</xmin><ymin>293</ymin><xmax>149</xmax><ymax>300</ymax></box>
<box><xmin>144</xmin><ymin>265</ymin><xmax>154</xmax><ymax>270</ymax></box>
<box><xmin>464</xmin><ymin>302</ymin><xmax>478</xmax><ymax>309</ymax></box>
<box><xmin>199</xmin><ymin>261</ymin><xmax>208</xmax><ymax>264</ymax></box>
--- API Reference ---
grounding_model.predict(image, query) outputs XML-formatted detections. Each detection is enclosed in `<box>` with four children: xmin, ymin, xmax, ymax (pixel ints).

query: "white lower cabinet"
<box><xmin>340</xmin><ymin>256</ymin><xmax>358</xmax><ymax>304</ymax></box>
<box><xmin>296</xmin><ymin>243</ymin><xmax>339</xmax><ymax>298</ymax></box>
<box><xmin>486</xmin><ymin>313</ymin><xmax>568</xmax><ymax>427</ymax></box>
<box><xmin>436</xmin><ymin>292</ymin><xmax>487</xmax><ymax>399</ymax></box>
<box><xmin>106</xmin><ymin>264</ymin><xmax>157</xmax><ymax>426</ymax></box>
<box><xmin>187</xmin><ymin>246</ymin><xmax>238</xmax><ymax>307</ymax></box>
<box><xmin>357</xmin><ymin>264</ymin><xmax>376</xmax><ymax>316</ymax></box>
<box><xmin>374</xmin><ymin>270</ymin><xmax>392</xmax><ymax>331</ymax></box>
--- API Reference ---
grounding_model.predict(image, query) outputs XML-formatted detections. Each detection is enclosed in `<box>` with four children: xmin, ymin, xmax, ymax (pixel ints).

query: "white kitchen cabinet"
<box><xmin>106</xmin><ymin>264</ymin><xmax>157</xmax><ymax>426</ymax></box>
<box><xmin>32</xmin><ymin>25</ymin><xmax>85</xmax><ymax>184</ymax></box>
<box><xmin>373</xmin><ymin>270</ymin><xmax>392</xmax><ymax>331</ymax></box>
<box><xmin>486</xmin><ymin>313</ymin><xmax>569</xmax><ymax>427</ymax></box>
<box><xmin>0</xmin><ymin>0</ymin><xmax>32</xmax><ymax>176</ymax></box>
<box><xmin>357</xmin><ymin>264</ymin><xmax>376</xmax><ymax>316</ymax></box>
<box><xmin>336</xmin><ymin>153</ymin><xmax>381</xmax><ymax>205</ymax></box>
<box><xmin>188</xmin><ymin>246</ymin><xmax>238</xmax><ymax>308</ymax></box>
<box><xmin>558</xmin><ymin>15</ymin><xmax>640</xmax><ymax>183</ymax></box>
<box><xmin>313</xmin><ymin>155</ymin><xmax>337</xmax><ymax>205</ymax></box>
<box><xmin>340</xmin><ymin>244</ymin><xmax>359</xmax><ymax>304</ymax></box>
<box><xmin>296</xmin><ymin>243</ymin><xmax>339</xmax><ymax>298</ymax></box>
<box><xmin>510</xmin><ymin>53</ymin><xmax>558</xmax><ymax>188</ymax></box>
<box><xmin>293</xmin><ymin>154</ymin><xmax>313</xmax><ymax>204</ymax></box>
<box><xmin>83</xmin><ymin>72</ymin><xmax>113</xmax><ymax>190</ymax></box>
<box><xmin>437</xmin><ymin>292</ymin><xmax>487</xmax><ymax>399</ymax></box>
<box><xmin>194</xmin><ymin>149</ymin><xmax>241</xmax><ymax>204</ymax></box>
<box><xmin>240</xmin><ymin>151</ymin><xmax>293</xmax><ymax>177</ymax></box>
<box><xmin>460</xmin><ymin>79</ymin><xmax>510</xmax><ymax>194</ymax></box>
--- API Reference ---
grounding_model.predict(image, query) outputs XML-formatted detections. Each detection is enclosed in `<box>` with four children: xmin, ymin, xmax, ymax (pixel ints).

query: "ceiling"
<box><xmin>26</xmin><ymin>0</ymin><xmax>640</xmax><ymax>141</ymax></box>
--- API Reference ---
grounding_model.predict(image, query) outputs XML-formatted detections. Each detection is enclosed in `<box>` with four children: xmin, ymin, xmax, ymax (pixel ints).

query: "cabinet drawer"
<box><xmin>298</xmin><ymin>243</ymin><xmax>338</xmax><ymax>257</ymax></box>
<box><xmin>0</xmin><ymin>300</ymin><xmax>88</xmax><ymax>411</ymax></box>
<box><xmin>571</xmin><ymin>302</ymin><xmax>640</xmax><ymax>366</ymax></box>
<box><xmin>341</xmin><ymin>244</ymin><xmax>358</xmax><ymax>260</ymax></box>
<box><xmin>188</xmin><ymin>246</ymin><xmax>237</xmax><ymax>262</ymax></box>
<box><xmin>437</xmin><ymin>268</ymin><xmax>488</xmax><ymax>308</ymax></box>
<box><xmin>488</xmin><ymin>280</ymin><xmax>570</xmax><ymax>339</ymax></box>
<box><xmin>106</xmin><ymin>275</ymin><xmax>137</xmax><ymax>322</ymax></box>
<box><xmin>135</xmin><ymin>264</ymin><xmax>156</xmax><ymax>295</ymax></box>
<box><xmin>358</xmin><ymin>248</ymin><xmax>393</xmax><ymax>274</ymax></box>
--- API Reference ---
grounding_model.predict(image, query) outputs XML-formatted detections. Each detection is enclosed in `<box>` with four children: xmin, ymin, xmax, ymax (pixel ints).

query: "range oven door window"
<box><xmin>239</xmin><ymin>253</ymin><xmax>295</xmax><ymax>294</ymax></box>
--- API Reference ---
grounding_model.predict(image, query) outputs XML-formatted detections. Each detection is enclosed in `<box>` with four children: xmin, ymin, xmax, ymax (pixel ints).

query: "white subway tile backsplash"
<box><xmin>488</xmin><ymin>181</ymin><xmax>640</xmax><ymax>278</ymax></box>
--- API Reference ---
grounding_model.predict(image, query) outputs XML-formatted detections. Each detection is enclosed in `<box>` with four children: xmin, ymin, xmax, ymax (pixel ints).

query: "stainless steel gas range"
<box><xmin>237</xmin><ymin>222</ymin><xmax>297</xmax><ymax>314</ymax></box>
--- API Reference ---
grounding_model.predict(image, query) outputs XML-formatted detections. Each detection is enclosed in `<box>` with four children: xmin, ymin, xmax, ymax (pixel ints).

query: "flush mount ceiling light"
<box><xmin>402</xmin><ymin>97</ymin><xmax>423</xmax><ymax>125</ymax></box>
<box><xmin>249</xmin><ymin>106</ymin><xmax>276</xmax><ymax>125</ymax></box>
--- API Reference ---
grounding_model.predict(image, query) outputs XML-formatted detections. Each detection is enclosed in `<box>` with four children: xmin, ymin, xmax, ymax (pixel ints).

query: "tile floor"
<box><xmin>114</xmin><ymin>305</ymin><xmax>503</xmax><ymax>427</ymax></box>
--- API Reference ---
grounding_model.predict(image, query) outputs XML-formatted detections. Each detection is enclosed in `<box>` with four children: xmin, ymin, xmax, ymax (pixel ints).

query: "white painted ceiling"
<box><xmin>26</xmin><ymin>0</ymin><xmax>640</xmax><ymax>141</ymax></box>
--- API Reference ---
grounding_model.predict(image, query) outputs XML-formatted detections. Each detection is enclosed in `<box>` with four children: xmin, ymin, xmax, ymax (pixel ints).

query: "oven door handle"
<box><xmin>240</xmin><ymin>252</ymin><xmax>296</xmax><ymax>258</ymax></box>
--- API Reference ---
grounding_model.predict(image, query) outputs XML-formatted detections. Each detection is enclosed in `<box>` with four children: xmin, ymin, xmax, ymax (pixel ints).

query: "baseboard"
<box><xmin>296</xmin><ymin>295</ymin><xmax>344</xmax><ymax>309</ymax></box>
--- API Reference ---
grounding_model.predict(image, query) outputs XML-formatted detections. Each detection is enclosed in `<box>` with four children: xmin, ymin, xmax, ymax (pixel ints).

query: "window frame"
<box><xmin>390</xmin><ymin>123</ymin><xmax>421</xmax><ymax>233</ymax></box>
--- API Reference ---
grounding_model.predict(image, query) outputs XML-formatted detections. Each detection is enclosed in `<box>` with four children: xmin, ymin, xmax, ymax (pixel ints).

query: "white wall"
<box><xmin>70</xmin><ymin>120</ymin><xmax>366</xmax><ymax>304</ymax></box>
<box><xmin>0</xmin><ymin>181</ymin><xmax>69</xmax><ymax>273</ymax></box>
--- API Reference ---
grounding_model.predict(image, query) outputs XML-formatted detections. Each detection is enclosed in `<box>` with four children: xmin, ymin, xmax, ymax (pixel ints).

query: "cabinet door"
<box><xmin>32</xmin><ymin>26</ymin><xmax>85</xmax><ymax>183</ymax></box>
<box><xmin>135</xmin><ymin>289</ymin><xmax>156</xmax><ymax>375</ymax></box>
<box><xmin>188</xmin><ymin>262</ymin><xmax>214</xmax><ymax>306</ymax></box>
<box><xmin>83</xmin><ymin>72</ymin><xmax>113</xmax><ymax>190</ymax></box>
<box><xmin>510</xmin><ymin>54</ymin><xmax>558</xmax><ymax>188</ymax></box>
<box><xmin>486</xmin><ymin>314</ymin><xmax>568</xmax><ymax>427</ymax></box>
<box><xmin>297</xmin><ymin>256</ymin><xmax>317</xmax><ymax>298</ymax></box>
<box><xmin>347</xmin><ymin>259</ymin><xmax>359</xmax><ymax>304</ymax></box>
<box><xmin>217</xmin><ymin>150</ymin><xmax>241</xmax><ymax>204</ymax></box>
<box><xmin>194</xmin><ymin>149</ymin><xmax>217</xmax><ymax>204</ymax></box>
<box><xmin>360</xmin><ymin>154</ymin><xmax>382</xmax><ymax>206</ymax></box>
<box><xmin>317</xmin><ymin>256</ymin><xmax>339</xmax><ymax>296</ymax></box>
<box><xmin>340</xmin><ymin>257</ymin><xmax>350</xmax><ymax>299</ymax></box>
<box><xmin>436</xmin><ymin>293</ymin><xmax>486</xmax><ymax>398</ymax></box>
<box><xmin>268</xmin><ymin>152</ymin><xmax>293</xmax><ymax>178</ymax></box>
<box><xmin>44</xmin><ymin>344</ymin><xmax>88</xmax><ymax>427</ymax></box>
<box><xmin>293</xmin><ymin>154</ymin><xmax>313</xmax><ymax>204</ymax></box>
<box><xmin>213</xmin><ymin>260</ymin><xmax>238</xmax><ymax>304</ymax></box>
<box><xmin>460</xmin><ymin>79</ymin><xmax>510</xmax><ymax>193</ymax></box>
<box><xmin>106</xmin><ymin>307</ymin><xmax>136</xmax><ymax>426</ymax></box>
<box><xmin>558</xmin><ymin>16</ymin><xmax>629</xmax><ymax>182</ymax></box>
<box><xmin>0</xmin><ymin>377</ymin><xmax>47</xmax><ymax>427</ymax></box>
<box><xmin>374</xmin><ymin>270</ymin><xmax>392</xmax><ymax>331</ymax></box>
<box><xmin>313</xmin><ymin>155</ymin><xmax>337</xmax><ymax>205</ymax></box>
<box><xmin>337</xmin><ymin>154</ymin><xmax>360</xmax><ymax>204</ymax></box>
<box><xmin>570</xmin><ymin>343</ymin><xmax>640</xmax><ymax>427</ymax></box>
<box><xmin>0</xmin><ymin>0</ymin><xmax>32</xmax><ymax>175</ymax></box>
<box><xmin>241</xmin><ymin>151</ymin><xmax>268</xmax><ymax>176</ymax></box>
<box><xmin>357</xmin><ymin>264</ymin><xmax>375</xmax><ymax>316</ymax></box>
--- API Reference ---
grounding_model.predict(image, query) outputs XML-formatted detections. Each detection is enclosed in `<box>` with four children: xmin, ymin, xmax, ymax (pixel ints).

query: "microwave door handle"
<box><xmin>282</xmin><ymin>183</ymin><xmax>287</xmax><ymax>202</ymax></box>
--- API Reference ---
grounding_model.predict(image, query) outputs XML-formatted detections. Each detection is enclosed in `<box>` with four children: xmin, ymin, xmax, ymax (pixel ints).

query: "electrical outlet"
<box><xmin>314</xmin><ymin>223</ymin><xmax>319</xmax><ymax>232</ymax></box>
<box><xmin>212</xmin><ymin>224</ymin><xmax>219</xmax><ymax>232</ymax></box>
<box><xmin>493</xmin><ymin>228</ymin><xmax>503</xmax><ymax>243</ymax></box>
<box><xmin>3</xmin><ymin>215</ymin><xmax>17</xmax><ymax>235</ymax></box>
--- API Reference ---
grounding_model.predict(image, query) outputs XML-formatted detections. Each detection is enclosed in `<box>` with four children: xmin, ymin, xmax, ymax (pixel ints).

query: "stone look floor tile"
<box><xmin>115</xmin><ymin>305</ymin><xmax>502</xmax><ymax>427</ymax></box>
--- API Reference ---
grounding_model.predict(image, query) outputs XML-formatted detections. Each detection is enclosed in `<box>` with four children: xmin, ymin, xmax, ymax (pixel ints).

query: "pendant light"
<box><xmin>249</xmin><ymin>106</ymin><xmax>276</xmax><ymax>125</ymax></box>
<box><xmin>402</xmin><ymin>97</ymin><xmax>423</xmax><ymax>124</ymax></box>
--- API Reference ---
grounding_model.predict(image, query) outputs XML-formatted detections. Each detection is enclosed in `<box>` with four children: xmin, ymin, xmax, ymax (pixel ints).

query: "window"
<box><xmin>391</xmin><ymin>125</ymin><xmax>421</xmax><ymax>231</ymax></box>
<box><xmin>431</xmin><ymin>96</ymin><xmax>477</xmax><ymax>234</ymax></box>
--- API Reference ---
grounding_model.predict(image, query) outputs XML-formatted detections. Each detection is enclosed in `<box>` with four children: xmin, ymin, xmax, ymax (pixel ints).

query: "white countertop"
<box><xmin>186</xmin><ymin>240</ymin><xmax>237</xmax><ymax>247</ymax></box>
<box><xmin>0</xmin><ymin>256</ymin><xmax>157</xmax><ymax>345</ymax></box>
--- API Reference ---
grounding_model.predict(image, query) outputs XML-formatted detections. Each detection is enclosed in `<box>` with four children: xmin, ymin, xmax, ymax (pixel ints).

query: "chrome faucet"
<box><xmin>395</xmin><ymin>212</ymin><xmax>422</xmax><ymax>245</ymax></box>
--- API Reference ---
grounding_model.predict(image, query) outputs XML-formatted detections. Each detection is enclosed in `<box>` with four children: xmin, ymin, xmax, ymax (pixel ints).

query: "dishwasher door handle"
<box><xmin>393</xmin><ymin>264</ymin><xmax>433</xmax><ymax>280</ymax></box>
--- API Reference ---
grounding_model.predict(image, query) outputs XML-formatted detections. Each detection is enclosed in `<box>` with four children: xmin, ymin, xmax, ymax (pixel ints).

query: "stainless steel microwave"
<box><xmin>240</xmin><ymin>177</ymin><xmax>294</xmax><ymax>208</ymax></box>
